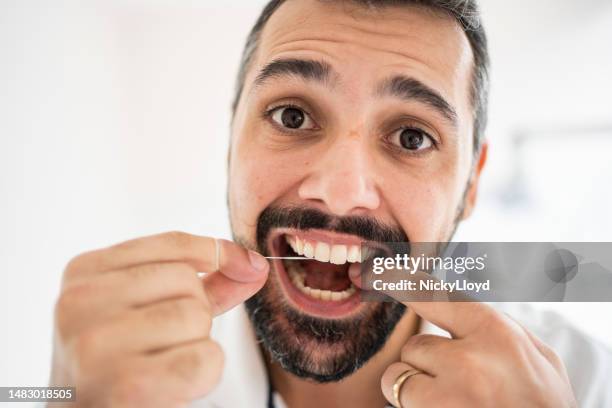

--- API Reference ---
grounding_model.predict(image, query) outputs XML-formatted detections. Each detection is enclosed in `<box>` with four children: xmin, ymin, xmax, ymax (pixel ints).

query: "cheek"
<box><xmin>382</xmin><ymin>157</ymin><xmax>468</xmax><ymax>242</ymax></box>
<box><xmin>389</xmin><ymin>181</ymin><xmax>447</xmax><ymax>241</ymax></box>
<box><xmin>228</xmin><ymin>132</ymin><xmax>310</xmax><ymax>236</ymax></box>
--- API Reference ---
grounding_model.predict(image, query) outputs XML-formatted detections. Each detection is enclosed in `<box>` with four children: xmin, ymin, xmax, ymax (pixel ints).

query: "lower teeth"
<box><xmin>286</xmin><ymin>262</ymin><xmax>356</xmax><ymax>301</ymax></box>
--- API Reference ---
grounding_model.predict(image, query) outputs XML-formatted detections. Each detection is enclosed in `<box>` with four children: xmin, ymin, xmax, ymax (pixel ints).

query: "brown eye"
<box><xmin>270</xmin><ymin>106</ymin><xmax>316</xmax><ymax>130</ymax></box>
<box><xmin>391</xmin><ymin>128</ymin><xmax>434</xmax><ymax>151</ymax></box>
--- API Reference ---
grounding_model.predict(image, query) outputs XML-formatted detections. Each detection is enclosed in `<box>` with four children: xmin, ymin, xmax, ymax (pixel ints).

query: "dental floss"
<box><xmin>197</xmin><ymin>241</ymin><xmax>305</xmax><ymax>277</ymax></box>
<box><xmin>265</xmin><ymin>256</ymin><xmax>309</xmax><ymax>260</ymax></box>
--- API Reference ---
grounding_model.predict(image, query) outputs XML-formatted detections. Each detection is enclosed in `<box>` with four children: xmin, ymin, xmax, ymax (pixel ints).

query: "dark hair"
<box><xmin>232</xmin><ymin>0</ymin><xmax>489</xmax><ymax>153</ymax></box>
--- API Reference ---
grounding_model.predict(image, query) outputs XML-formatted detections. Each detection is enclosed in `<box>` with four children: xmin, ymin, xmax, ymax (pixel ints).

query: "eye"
<box><xmin>389</xmin><ymin>127</ymin><xmax>435</xmax><ymax>152</ymax></box>
<box><xmin>269</xmin><ymin>106</ymin><xmax>317</xmax><ymax>130</ymax></box>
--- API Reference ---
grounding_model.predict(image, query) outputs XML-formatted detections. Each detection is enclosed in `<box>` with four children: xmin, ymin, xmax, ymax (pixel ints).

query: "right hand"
<box><xmin>50</xmin><ymin>231</ymin><xmax>269</xmax><ymax>407</ymax></box>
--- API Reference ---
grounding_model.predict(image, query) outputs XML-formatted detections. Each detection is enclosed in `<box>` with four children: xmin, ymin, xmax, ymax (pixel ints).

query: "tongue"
<box><xmin>302</xmin><ymin>260</ymin><xmax>351</xmax><ymax>291</ymax></box>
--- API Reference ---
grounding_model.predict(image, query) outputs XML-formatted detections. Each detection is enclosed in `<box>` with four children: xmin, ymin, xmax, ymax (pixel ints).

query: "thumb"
<box><xmin>202</xmin><ymin>240</ymin><xmax>270</xmax><ymax>316</ymax></box>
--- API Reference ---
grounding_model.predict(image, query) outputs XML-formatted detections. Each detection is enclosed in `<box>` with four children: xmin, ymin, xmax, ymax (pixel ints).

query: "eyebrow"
<box><xmin>376</xmin><ymin>75</ymin><xmax>458</xmax><ymax>128</ymax></box>
<box><xmin>252</xmin><ymin>58</ymin><xmax>458</xmax><ymax>128</ymax></box>
<box><xmin>253</xmin><ymin>58</ymin><xmax>335</xmax><ymax>88</ymax></box>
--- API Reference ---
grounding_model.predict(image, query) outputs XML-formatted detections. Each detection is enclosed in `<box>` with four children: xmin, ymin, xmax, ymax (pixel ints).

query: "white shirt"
<box><xmin>194</xmin><ymin>303</ymin><xmax>612</xmax><ymax>408</ymax></box>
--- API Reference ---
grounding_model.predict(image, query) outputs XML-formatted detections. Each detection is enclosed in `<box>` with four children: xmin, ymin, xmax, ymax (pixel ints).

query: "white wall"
<box><xmin>1</xmin><ymin>0</ymin><xmax>611</xmax><ymax>390</ymax></box>
<box><xmin>455</xmin><ymin>0</ymin><xmax>612</xmax><ymax>352</ymax></box>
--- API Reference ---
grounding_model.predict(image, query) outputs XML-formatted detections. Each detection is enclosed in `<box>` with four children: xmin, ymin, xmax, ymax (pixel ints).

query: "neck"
<box><xmin>266</xmin><ymin>309</ymin><xmax>420</xmax><ymax>408</ymax></box>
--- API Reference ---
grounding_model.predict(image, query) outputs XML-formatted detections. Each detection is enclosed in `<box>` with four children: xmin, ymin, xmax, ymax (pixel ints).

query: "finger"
<box><xmin>56</xmin><ymin>262</ymin><xmax>206</xmax><ymax>337</ymax></box>
<box><xmin>76</xmin><ymin>298</ymin><xmax>212</xmax><ymax>357</ymax></box>
<box><xmin>202</xmin><ymin>268</ymin><xmax>267</xmax><ymax>316</ymax></box>
<box><xmin>507</xmin><ymin>314</ymin><xmax>568</xmax><ymax>376</ymax></box>
<box><xmin>147</xmin><ymin>338</ymin><xmax>224</xmax><ymax>401</ymax></box>
<box><xmin>116</xmin><ymin>339</ymin><xmax>224</xmax><ymax>405</ymax></box>
<box><xmin>365</xmin><ymin>267</ymin><xmax>498</xmax><ymax>338</ymax></box>
<box><xmin>348</xmin><ymin>262</ymin><xmax>363</xmax><ymax>288</ymax></box>
<box><xmin>381</xmin><ymin>361</ymin><xmax>434</xmax><ymax>408</ymax></box>
<box><xmin>64</xmin><ymin>232</ymin><xmax>268</xmax><ymax>284</ymax></box>
<box><xmin>399</xmin><ymin>334</ymin><xmax>456</xmax><ymax>375</ymax></box>
<box><xmin>407</xmin><ymin>300</ymin><xmax>502</xmax><ymax>339</ymax></box>
<box><xmin>62</xmin><ymin>262</ymin><xmax>202</xmax><ymax>313</ymax></box>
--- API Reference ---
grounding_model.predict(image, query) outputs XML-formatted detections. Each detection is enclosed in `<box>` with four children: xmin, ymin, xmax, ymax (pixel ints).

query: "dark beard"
<box><xmin>245</xmin><ymin>279</ymin><xmax>406</xmax><ymax>382</ymax></box>
<box><xmin>238</xmin><ymin>206</ymin><xmax>409</xmax><ymax>383</ymax></box>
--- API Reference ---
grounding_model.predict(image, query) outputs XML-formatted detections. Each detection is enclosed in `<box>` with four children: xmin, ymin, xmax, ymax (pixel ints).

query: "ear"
<box><xmin>461</xmin><ymin>140</ymin><xmax>488</xmax><ymax>220</ymax></box>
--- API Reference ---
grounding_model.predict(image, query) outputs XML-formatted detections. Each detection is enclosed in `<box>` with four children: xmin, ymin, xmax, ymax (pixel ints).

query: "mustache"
<box><xmin>256</xmin><ymin>206</ymin><xmax>408</xmax><ymax>253</ymax></box>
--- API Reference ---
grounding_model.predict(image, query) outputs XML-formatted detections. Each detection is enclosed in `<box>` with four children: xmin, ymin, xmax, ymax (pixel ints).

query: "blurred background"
<box><xmin>1</xmin><ymin>0</ymin><xmax>611</xmax><ymax>390</ymax></box>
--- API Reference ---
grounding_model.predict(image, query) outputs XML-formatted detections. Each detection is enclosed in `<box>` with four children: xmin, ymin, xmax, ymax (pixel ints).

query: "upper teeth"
<box><xmin>286</xmin><ymin>235</ymin><xmax>363</xmax><ymax>264</ymax></box>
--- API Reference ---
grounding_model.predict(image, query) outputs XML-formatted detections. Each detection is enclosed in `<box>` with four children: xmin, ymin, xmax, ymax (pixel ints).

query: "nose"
<box><xmin>298</xmin><ymin>135</ymin><xmax>381</xmax><ymax>216</ymax></box>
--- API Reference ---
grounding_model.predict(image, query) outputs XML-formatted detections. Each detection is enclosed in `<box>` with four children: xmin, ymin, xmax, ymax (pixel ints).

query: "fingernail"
<box><xmin>348</xmin><ymin>263</ymin><xmax>361</xmax><ymax>279</ymax></box>
<box><xmin>248</xmin><ymin>250</ymin><xmax>269</xmax><ymax>272</ymax></box>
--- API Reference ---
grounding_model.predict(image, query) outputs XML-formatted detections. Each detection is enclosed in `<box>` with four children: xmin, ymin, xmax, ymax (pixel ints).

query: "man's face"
<box><xmin>228</xmin><ymin>0</ymin><xmax>482</xmax><ymax>381</ymax></box>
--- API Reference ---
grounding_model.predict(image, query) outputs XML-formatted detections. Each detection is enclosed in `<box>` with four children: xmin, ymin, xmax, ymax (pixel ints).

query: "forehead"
<box><xmin>250</xmin><ymin>0</ymin><xmax>474</xmax><ymax>121</ymax></box>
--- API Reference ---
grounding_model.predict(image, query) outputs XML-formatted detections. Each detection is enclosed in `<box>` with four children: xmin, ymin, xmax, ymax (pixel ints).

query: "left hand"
<box><xmin>380</xmin><ymin>301</ymin><xmax>577</xmax><ymax>407</ymax></box>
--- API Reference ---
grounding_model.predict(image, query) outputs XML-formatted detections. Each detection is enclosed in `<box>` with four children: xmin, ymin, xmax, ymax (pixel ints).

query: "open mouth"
<box><xmin>269</xmin><ymin>229</ymin><xmax>374</xmax><ymax>318</ymax></box>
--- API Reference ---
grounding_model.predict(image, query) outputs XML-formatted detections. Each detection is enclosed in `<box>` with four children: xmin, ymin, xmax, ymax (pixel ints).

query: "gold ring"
<box><xmin>392</xmin><ymin>368</ymin><xmax>423</xmax><ymax>408</ymax></box>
